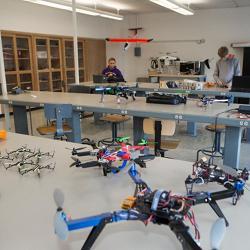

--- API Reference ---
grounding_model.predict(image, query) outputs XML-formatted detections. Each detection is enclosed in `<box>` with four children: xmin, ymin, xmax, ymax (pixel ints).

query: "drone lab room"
<box><xmin>0</xmin><ymin>0</ymin><xmax>250</xmax><ymax>249</ymax></box>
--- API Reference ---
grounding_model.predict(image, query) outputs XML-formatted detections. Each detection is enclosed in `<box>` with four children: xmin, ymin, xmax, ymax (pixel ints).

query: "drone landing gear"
<box><xmin>170</xmin><ymin>221</ymin><xmax>201</xmax><ymax>250</ymax></box>
<box><xmin>208</xmin><ymin>200</ymin><xmax>229</xmax><ymax>227</ymax></box>
<box><xmin>81</xmin><ymin>219</ymin><xmax>107</xmax><ymax>250</ymax></box>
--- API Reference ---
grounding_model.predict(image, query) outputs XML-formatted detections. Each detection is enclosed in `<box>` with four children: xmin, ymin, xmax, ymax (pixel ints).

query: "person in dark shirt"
<box><xmin>102</xmin><ymin>57</ymin><xmax>125</xmax><ymax>83</ymax></box>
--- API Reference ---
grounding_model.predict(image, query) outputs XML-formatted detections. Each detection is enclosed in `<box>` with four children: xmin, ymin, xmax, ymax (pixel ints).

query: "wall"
<box><xmin>1</xmin><ymin>1</ymin><xmax>250</xmax><ymax>82</ymax></box>
<box><xmin>0</xmin><ymin>0</ymin><xmax>123</xmax><ymax>38</ymax></box>
<box><xmin>107</xmin><ymin>7</ymin><xmax>250</xmax><ymax>81</ymax></box>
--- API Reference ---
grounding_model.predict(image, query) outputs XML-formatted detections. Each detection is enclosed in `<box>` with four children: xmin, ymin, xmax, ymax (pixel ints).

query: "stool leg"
<box><xmin>112</xmin><ymin>123</ymin><xmax>117</xmax><ymax>141</ymax></box>
<box><xmin>214</xmin><ymin>132</ymin><xmax>221</xmax><ymax>152</ymax></box>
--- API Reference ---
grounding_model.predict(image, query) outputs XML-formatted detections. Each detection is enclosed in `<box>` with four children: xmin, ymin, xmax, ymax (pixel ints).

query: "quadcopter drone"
<box><xmin>197</xmin><ymin>95</ymin><xmax>233</xmax><ymax>108</ymax></box>
<box><xmin>53</xmin><ymin>163</ymin><xmax>226</xmax><ymax>250</ymax></box>
<box><xmin>185</xmin><ymin>158</ymin><xmax>249</xmax><ymax>206</ymax></box>
<box><xmin>95</xmin><ymin>86</ymin><xmax>136</xmax><ymax>103</ymax></box>
<box><xmin>69</xmin><ymin>142</ymin><xmax>154</xmax><ymax>176</ymax></box>
<box><xmin>0</xmin><ymin>146</ymin><xmax>55</xmax><ymax>177</ymax></box>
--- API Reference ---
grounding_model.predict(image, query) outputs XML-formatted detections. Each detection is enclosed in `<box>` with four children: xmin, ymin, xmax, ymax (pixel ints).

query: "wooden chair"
<box><xmin>37</xmin><ymin>104</ymin><xmax>73</xmax><ymax>140</ymax></box>
<box><xmin>143</xmin><ymin>118</ymin><xmax>179</xmax><ymax>156</ymax></box>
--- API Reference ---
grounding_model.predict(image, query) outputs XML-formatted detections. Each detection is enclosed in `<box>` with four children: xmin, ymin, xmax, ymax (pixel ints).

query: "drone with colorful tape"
<box><xmin>69</xmin><ymin>141</ymin><xmax>154</xmax><ymax>176</ymax></box>
<box><xmin>53</xmin><ymin>164</ymin><xmax>227</xmax><ymax>250</ymax></box>
<box><xmin>185</xmin><ymin>157</ymin><xmax>249</xmax><ymax>206</ymax></box>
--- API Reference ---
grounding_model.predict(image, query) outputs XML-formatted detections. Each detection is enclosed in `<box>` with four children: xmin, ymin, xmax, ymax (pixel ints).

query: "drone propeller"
<box><xmin>54</xmin><ymin>188</ymin><xmax>64</xmax><ymax>209</ymax></box>
<box><xmin>210</xmin><ymin>218</ymin><xmax>226</xmax><ymax>250</ymax></box>
<box><xmin>66</xmin><ymin>147</ymin><xmax>86</xmax><ymax>152</ymax></box>
<box><xmin>69</xmin><ymin>156</ymin><xmax>81</xmax><ymax>168</ymax></box>
<box><xmin>53</xmin><ymin>189</ymin><xmax>69</xmax><ymax>240</ymax></box>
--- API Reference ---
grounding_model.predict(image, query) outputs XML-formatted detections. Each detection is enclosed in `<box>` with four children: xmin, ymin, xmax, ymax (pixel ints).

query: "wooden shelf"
<box><xmin>20</xmin><ymin>81</ymin><xmax>32</xmax><ymax>84</ymax></box>
<box><xmin>2</xmin><ymin>35</ymin><xmax>35</xmax><ymax>91</ymax></box>
<box><xmin>2</xmin><ymin>32</ymin><xmax>106</xmax><ymax>93</ymax></box>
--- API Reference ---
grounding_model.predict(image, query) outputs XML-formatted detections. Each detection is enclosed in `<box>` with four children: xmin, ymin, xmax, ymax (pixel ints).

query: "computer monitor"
<box><xmin>180</xmin><ymin>62</ymin><xmax>196</xmax><ymax>74</ymax></box>
<box><xmin>231</xmin><ymin>76</ymin><xmax>250</xmax><ymax>92</ymax></box>
<box><xmin>93</xmin><ymin>75</ymin><xmax>108</xmax><ymax>83</ymax></box>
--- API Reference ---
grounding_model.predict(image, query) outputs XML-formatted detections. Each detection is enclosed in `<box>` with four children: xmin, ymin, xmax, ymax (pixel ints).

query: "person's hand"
<box><xmin>216</xmin><ymin>80</ymin><xmax>224</xmax><ymax>87</ymax></box>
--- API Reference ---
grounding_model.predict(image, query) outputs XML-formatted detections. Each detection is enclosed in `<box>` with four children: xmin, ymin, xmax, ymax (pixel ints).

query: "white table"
<box><xmin>0</xmin><ymin>132</ymin><xmax>249</xmax><ymax>250</ymax></box>
<box><xmin>0</xmin><ymin>91</ymin><xmax>249</xmax><ymax>168</ymax></box>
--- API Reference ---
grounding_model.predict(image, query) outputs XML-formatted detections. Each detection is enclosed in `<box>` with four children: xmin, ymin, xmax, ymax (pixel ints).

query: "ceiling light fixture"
<box><xmin>149</xmin><ymin>0</ymin><xmax>194</xmax><ymax>15</ymax></box>
<box><xmin>23</xmin><ymin>0</ymin><xmax>124</xmax><ymax>20</ymax></box>
<box><xmin>106</xmin><ymin>38</ymin><xmax>153</xmax><ymax>43</ymax></box>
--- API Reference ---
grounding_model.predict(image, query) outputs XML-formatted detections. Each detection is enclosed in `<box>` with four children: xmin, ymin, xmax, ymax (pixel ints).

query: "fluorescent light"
<box><xmin>150</xmin><ymin>0</ymin><xmax>194</xmax><ymax>15</ymax></box>
<box><xmin>98</xmin><ymin>10</ymin><xmax>123</xmax><ymax>20</ymax></box>
<box><xmin>23</xmin><ymin>0</ymin><xmax>123</xmax><ymax>20</ymax></box>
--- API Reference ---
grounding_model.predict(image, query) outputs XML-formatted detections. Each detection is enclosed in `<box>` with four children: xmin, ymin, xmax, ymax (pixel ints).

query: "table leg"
<box><xmin>67</xmin><ymin>111</ymin><xmax>82</xmax><ymax>143</ymax></box>
<box><xmin>246</xmin><ymin>128</ymin><xmax>250</xmax><ymax>143</ymax></box>
<box><xmin>187</xmin><ymin>121</ymin><xmax>197</xmax><ymax>137</ymax></box>
<box><xmin>13</xmin><ymin>105</ymin><xmax>29</xmax><ymax>134</ymax></box>
<box><xmin>133</xmin><ymin>116</ymin><xmax>144</xmax><ymax>144</ymax></box>
<box><xmin>223</xmin><ymin>126</ymin><xmax>243</xmax><ymax>169</ymax></box>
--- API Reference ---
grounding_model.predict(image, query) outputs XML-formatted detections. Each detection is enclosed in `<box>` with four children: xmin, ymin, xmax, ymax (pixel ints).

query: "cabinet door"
<box><xmin>6</xmin><ymin>74</ymin><xmax>18</xmax><ymax>91</ymax></box>
<box><xmin>85</xmin><ymin>39</ymin><xmax>106</xmax><ymax>81</ymax></box>
<box><xmin>52</xmin><ymin>71</ymin><xmax>62</xmax><ymax>92</ymax></box>
<box><xmin>64</xmin><ymin>40</ymin><xmax>74</xmax><ymax>69</ymax></box>
<box><xmin>2</xmin><ymin>36</ymin><xmax>16</xmax><ymax>72</ymax></box>
<box><xmin>64</xmin><ymin>40</ymin><xmax>85</xmax><ymax>67</ymax></box>
<box><xmin>16</xmin><ymin>37</ymin><xmax>31</xmax><ymax>71</ymax></box>
<box><xmin>20</xmin><ymin>73</ymin><xmax>33</xmax><ymax>90</ymax></box>
<box><xmin>36</xmin><ymin>38</ymin><xmax>49</xmax><ymax>70</ymax></box>
<box><xmin>50</xmin><ymin>39</ymin><xmax>61</xmax><ymax>70</ymax></box>
<box><xmin>38</xmin><ymin>72</ymin><xmax>50</xmax><ymax>91</ymax></box>
<box><xmin>78</xmin><ymin>41</ymin><xmax>84</xmax><ymax>69</ymax></box>
<box><xmin>66</xmin><ymin>70</ymin><xmax>75</xmax><ymax>84</ymax></box>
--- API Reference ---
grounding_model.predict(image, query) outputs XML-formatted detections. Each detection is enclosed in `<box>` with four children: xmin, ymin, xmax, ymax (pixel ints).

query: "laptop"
<box><xmin>231</xmin><ymin>76</ymin><xmax>250</xmax><ymax>92</ymax></box>
<box><xmin>93</xmin><ymin>74</ymin><xmax>108</xmax><ymax>83</ymax></box>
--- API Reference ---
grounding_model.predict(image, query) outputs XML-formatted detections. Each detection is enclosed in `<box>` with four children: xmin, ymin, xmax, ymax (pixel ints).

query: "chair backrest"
<box><xmin>68</xmin><ymin>84</ymin><xmax>92</xmax><ymax>93</ymax></box>
<box><xmin>44</xmin><ymin>104</ymin><xmax>73</xmax><ymax>136</ymax></box>
<box><xmin>143</xmin><ymin>118</ymin><xmax>176</xmax><ymax>136</ymax></box>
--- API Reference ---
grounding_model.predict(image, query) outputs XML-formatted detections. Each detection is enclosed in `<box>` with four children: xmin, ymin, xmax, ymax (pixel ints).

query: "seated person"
<box><xmin>102</xmin><ymin>57</ymin><xmax>125</xmax><ymax>83</ymax></box>
<box><xmin>213</xmin><ymin>46</ymin><xmax>241</xmax><ymax>88</ymax></box>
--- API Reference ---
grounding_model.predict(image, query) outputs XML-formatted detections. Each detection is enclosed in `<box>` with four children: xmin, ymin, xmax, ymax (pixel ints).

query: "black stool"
<box><xmin>99</xmin><ymin>114</ymin><xmax>130</xmax><ymax>145</ymax></box>
<box><xmin>197</xmin><ymin>124</ymin><xmax>225</xmax><ymax>164</ymax></box>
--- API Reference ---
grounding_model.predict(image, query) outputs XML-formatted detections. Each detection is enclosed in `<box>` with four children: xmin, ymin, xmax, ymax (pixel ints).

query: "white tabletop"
<box><xmin>148</xmin><ymin>74</ymin><xmax>206</xmax><ymax>78</ymax></box>
<box><xmin>79</xmin><ymin>81</ymin><xmax>137</xmax><ymax>88</ymax></box>
<box><xmin>0</xmin><ymin>132</ymin><xmax>249</xmax><ymax>250</ymax></box>
<box><xmin>0</xmin><ymin>91</ymin><xmax>246</xmax><ymax>127</ymax></box>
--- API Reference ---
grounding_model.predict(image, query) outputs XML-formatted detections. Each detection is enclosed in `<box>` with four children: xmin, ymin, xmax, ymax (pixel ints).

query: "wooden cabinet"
<box><xmin>34</xmin><ymin>37</ymin><xmax>63</xmax><ymax>91</ymax></box>
<box><xmin>2</xmin><ymin>34</ymin><xmax>34</xmax><ymax>91</ymax></box>
<box><xmin>2</xmin><ymin>31</ymin><xmax>106</xmax><ymax>92</ymax></box>
<box><xmin>62</xmin><ymin>39</ymin><xmax>85</xmax><ymax>89</ymax></box>
<box><xmin>84</xmin><ymin>38</ymin><xmax>106</xmax><ymax>81</ymax></box>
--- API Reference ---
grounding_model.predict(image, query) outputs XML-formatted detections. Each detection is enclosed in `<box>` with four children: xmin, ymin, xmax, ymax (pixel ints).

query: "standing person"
<box><xmin>102</xmin><ymin>57</ymin><xmax>125</xmax><ymax>83</ymax></box>
<box><xmin>213</xmin><ymin>46</ymin><xmax>241</xmax><ymax>88</ymax></box>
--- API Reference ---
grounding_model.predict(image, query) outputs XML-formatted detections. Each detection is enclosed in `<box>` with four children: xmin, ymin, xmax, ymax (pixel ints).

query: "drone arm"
<box><xmin>210</xmin><ymin>189</ymin><xmax>236</xmax><ymax>201</ymax></box>
<box><xmin>78</xmin><ymin>161</ymin><xmax>100</xmax><ymax>168</ymax></box>
<box><xmin>74</xmin><ymin>151</ymin><xmax>92</xmax><ymax>157</ymax></box>
<box><xmin>169</xmin><ymin>221</ymin><xmax>202</xmax><ymax>250</ymax></box>
<box><xmin>67</xmin><ymin>212</ymin><xmax>114</xmax><ymax>231</ymax></box>
<box><xmin>193</xmin><ymin>190</ymin><xmax>235</xmax><ymax>227</ymax></box>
